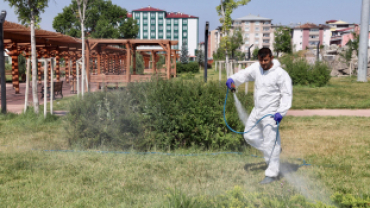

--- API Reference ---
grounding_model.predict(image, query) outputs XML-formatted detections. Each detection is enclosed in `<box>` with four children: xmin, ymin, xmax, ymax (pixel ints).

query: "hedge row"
<box><xmin>66</xmin><ymin>79</ymin><xmax>253</xmax><ymax>151</ymax></box>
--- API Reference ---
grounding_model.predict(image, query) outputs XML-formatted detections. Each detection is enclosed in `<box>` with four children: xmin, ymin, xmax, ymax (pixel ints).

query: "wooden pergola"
<box><xmin>3</xmin><ymin>20</ymin><xmax>179</xmax><ymax>94</ymax></box>
<box><xmin>86</xmin><ymin>39</ymin><xmax>179</xmax><ymax>84</ymax></box>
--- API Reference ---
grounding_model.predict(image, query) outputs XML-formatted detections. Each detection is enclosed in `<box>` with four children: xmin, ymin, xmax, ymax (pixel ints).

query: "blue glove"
<box><xmin>226</xmin><ymin>78</ymin><xmax>234</xmax><ymax>90</ymax></box>
<box><xmin>274</xmin><ymin>113</ymin><xmax>283</xmax><ymax>124</ymax></box>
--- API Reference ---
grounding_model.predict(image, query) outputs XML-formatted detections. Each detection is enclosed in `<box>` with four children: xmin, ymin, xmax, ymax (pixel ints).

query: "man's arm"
<box><xmin>277</xmin><ymin>71</ymin><xmax>293</xmax><ymax>117</ymax></box>
<box><xmin>229</xmin><ymin>63</ymin><xmax>257</xmax><ymax>87</ymax></box>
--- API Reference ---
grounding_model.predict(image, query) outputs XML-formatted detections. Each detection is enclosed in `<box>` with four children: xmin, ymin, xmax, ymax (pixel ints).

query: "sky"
<box><xmin>0</xmin><ymin>0</ymin><xmax>363</xmax><ymax>42</ymax></box>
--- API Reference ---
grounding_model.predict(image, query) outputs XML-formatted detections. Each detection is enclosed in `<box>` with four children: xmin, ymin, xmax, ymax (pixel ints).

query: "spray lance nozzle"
<box><xmin>230</xmin><ymin>83</ymin><xmax>236</xmax><ymax>93</ymax></box>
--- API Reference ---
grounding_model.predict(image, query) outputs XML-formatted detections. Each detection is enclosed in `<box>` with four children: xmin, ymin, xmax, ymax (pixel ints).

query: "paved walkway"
<box><xmin>0</xmin><ymin>79</ymin><xmax>99</xmax><ymax>114</ymax></box>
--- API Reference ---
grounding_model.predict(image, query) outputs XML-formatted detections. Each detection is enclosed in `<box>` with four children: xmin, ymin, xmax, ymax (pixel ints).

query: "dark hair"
<box><xmin>258</xmin><ymin>48</ymin><xmax>273</xmax><ymax>58</ymax></box>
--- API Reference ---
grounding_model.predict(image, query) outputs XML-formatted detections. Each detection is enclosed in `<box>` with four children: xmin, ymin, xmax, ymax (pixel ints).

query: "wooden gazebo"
<box><xmin>2</xmin><ymin>20</ymin><xmax>179</xmax><ymax>94</ymax></box>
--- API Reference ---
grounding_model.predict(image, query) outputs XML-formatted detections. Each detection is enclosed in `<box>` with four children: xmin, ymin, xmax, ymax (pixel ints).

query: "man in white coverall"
<box><xmin>226</xmin><ymin>48</ymin><xmax>293</xmax><ymax>184</ymax></box>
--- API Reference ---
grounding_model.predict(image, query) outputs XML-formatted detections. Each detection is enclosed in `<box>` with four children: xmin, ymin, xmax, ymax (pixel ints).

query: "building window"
<box><xmin>255</xmin><ymin>21</ymin><xmax>260</xmax><ymax>25</ymax></box>
<box><xmin>143</xmin><ymin>32</ymin><xmax>148</xmax><ymax>37</ymax></box>
<box><xmin>174</xmin><ymin>32</ymin><xmax>178</xmax><ymax>37</ymax></box>
<box><xmin>255</xmin><ymin>40</ymin><xmax>259</xmax><ymax>44</ymax></box>
<box><xmin>309</xmin><ymin>41</ymin><xmax>319</xmax><ymax>45</ymax></box>
<box><xmin>159</xmin><ymin>25</ymin><xmax>163</xmax><ymax>30</ymax></box>
<box><xmin>174</xmin><ymin>19</ymin><xmax>178</xmax><ymax>24</ymax></box>
<box><xmin>151</xmin><ymin>19</ymin><xmax>155</xmax><ymax>24</ymax></box>
<box><xmin>245</xmin><ymin>40</ymin><xmax>249</xmax><ymax>44</ymax></box>
<box><xmin>255</xmin><ymin>33</ymin><xmax>259</xmax><ymax>37</ymax></box>
<box><xmin>263</xmin><ymin>40</ymin><xmax>269</xmax><ymax>43</ymax></box>
<box><xmin>151</xmin><ymin>13</ymin><xmax>156</xmax><ymax>18</ymax></box>
<box><xmin>183</xmin><ymin>25</ymin><xmax>187</xmax><ymax>30</ymax></box>
<box><xmin>263</xmin><ymin>22</ymin><xmax>270</xmax><ymax>25</ymax></box>
<box><xmin>143</xmin><ymin>25</ymin><xmax>148</xmax><ymax>30</ymax></box>
<box><xmin>183</xmin><ymin>32</ymin><xmax>187</xmax><ymax>37</ymax></box>
<box><xmin>167</xmin><ymin>19</ymin><xmax>171</xmax><ymax>24</ymax></box>
<box><xmin>310</xmin><ymin>29</ymin><xmax>319</xmax><ymax>32</ymax></box>
<box><xmin>159</xmin><ymin>32</ymin><xmax>163</xmax><ymax>37</ymax></box>
<box><xmin>167</xmin><ymin>25</ymin><xmax>171</xmax><ymax>30</ymax></box>
<box><xmin>174</xmin><ymin>25</ymin><xmax>178</xmax><ymax>30</ymax></box>
<box><xmin>167</xmin><ymin>34</ymin><xmax>171</xmax><ymax>39</ymax></box>
<box><xmin>158</xmin><ymin>19</ymin><xmax>163</xmax><ymax>24</ymax></box>
<box><xmin>151</xmin><ymin>33</ymin><xmax>156</xmax><ymax>38</ymax></box>
<box><xmin>255</xmin><ymin>27</ymin><xmax>260</xmax><ymax>31</ymax></box>
<box><xmin>143</xmin><ymin>12</ymin><xmax>148</xmax><ymax>18</ymax></box>
<box><xmin>245</xmin><ymin>46</ymin><xmax>249</xmax><ymax>50</ymax></box>
<box><xmin>263</xmin><ymin>33</ymin><xmax>269</xmax><ymax>37</ymax></box>
<box><xmin>244</xmin><ymin>33</ymin><xmax>249</xmax><ymax>38</ymax></box>
<box><xmin>183</xmin><ymin>19</ymin><xmax>188</xmax><ymax>24</ymax></box>
<box><xmin>143</xmin><ymin>19</ymin><xmax>148</xmax><ymax>24</ymax></box>
<box><xmin>158</xmin><ymin>13</ymin><xmax>163</xmax><ymax>18</ymax></box>
<box><xmin>136</xmin><ymin>19</ymin><xmax>140</xmax><ymax>24</ymax></box>
<box><xmin>263</xmin><ymin>27</ymin><xmax>270</xmax><ymax>31</ymax></box>
<box><xmin>245</xmin><ymin>27</ymin><xmax>250</xmax><ymax>31</ymax></box>
<box><xmin>135</xmin><ymin>13</ymin><xmax>140</xmax><ymax>18</ymax></box>
<box><xmin>183</xmin><ymin>39</ymin><xmax>187</xmax><ymax>44</ymax></box>
<box><xmin>244</xmin><ymin>21</ymin><xmax>250</xmax><ymax>25</ymax></box>
<box><xmin>151</xmin><ymin>25</ymin><xmax>155</xmax><ymax>30</ymax></box>
<box><xmin>310</xmin><ymin>35</ymin><xmax>319</xmax><ymax>39</ymax></box>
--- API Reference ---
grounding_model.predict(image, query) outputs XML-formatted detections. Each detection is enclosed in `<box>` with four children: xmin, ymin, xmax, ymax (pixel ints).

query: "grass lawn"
<box><xmin>178</xmin><ymin>69</ymin><xmax>370</xmax><ymax>109</ymax></box>
<box><xmin>1</xmin><ymin>112</ymin><xmax>369</xmax><ymax>207</ymax></box>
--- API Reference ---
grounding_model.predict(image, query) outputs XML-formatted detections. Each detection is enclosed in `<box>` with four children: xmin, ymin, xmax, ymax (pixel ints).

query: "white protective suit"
<box><xmin>229</xmin><ymin>59</ymin><xmax>292</xmax><ymax>177</ymax></box>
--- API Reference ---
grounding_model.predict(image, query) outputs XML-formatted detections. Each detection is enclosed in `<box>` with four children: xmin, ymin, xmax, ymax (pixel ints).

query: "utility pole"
<box><xmin>204</xmin><ymin>22</ymin><xmax>209</xmax><ymax>83</ymax></box>
<box><xmin>0</xmin><ymin>11</ymin><xmax>7</xmax><ymax>114</ymax></box>
<box><xmin>358</xmin><ymin>0</ymin><xmax>370</xmax><ymax>82</ymax></box>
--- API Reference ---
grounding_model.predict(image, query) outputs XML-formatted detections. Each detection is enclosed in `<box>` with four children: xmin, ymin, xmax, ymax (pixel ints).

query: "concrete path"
<box><xmin>0</xmin><ymin>79</ymin><xmax>99</xmax><ymax>114</ymax></box>
<box><xmin>287</xmin><ymin>109</ymin><xmax>370</xmax><ymax>117</ymax></box>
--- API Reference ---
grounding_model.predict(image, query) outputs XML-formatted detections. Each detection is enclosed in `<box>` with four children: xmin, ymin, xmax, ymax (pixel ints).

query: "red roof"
<box><xmin>295</xmin><ymin>23</ymin><xmax>330</xmax><ymax>29</ymax></box>
<box><xmin>167</xmin><ymin>12</ymin><xmax>198</xmax><ymax>18</ymax></box>
<box><xmin>133</xmin><ymin>6</ymin><xmax>165</xmax><ymax>12</ymax></box>
<box><xmin>326</xmin><ymin>20</ymin><xmax>337</xmax><ymax>24</ymax></box>
<box><xmin>127</xmin><ymin>13</ymin><xmax>132</xmax><ymax>18</ymax></box>
<box><xmin>337</xmin><ymin>27</ymin><xmax>354</xmax><ymax>32</ymax></box>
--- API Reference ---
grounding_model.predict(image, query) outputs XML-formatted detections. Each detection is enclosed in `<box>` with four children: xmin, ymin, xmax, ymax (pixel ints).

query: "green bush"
<box><xmin>5</xmin><ymin>63</ymin><xmax>12</xmax><ymax>71</ymax></box>
<box><xmin>331</xmin><ymin>192</ymin><xmax>370</xmax><ymax>208</ymax></box>
<box><xmin>66</xmin><ymin>79</ymin><xmax>253</xmax><ymax>151</ymax></box>
<box><xmin>176</xmin><ymin>62</ymin><xmax>200</xmax><ymax>73</ymax></box>
<box><xmin>279</xmin><ymin>55</ymin><xmax>331</xmax><ymax>87</ymax></box>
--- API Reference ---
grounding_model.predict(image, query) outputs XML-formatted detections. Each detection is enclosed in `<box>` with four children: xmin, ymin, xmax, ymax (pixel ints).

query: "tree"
<box><xmin>219</xmin><ymin>27</ymin><xmax>243</xmax><ymax>60</ymax></box>
<box><xmin>274</xmin><ymin>26</ymin><xmax>292</xmax><ymax>57</ymax></box>
<box><xmin>216</xmin><ymin>0</ymin><xmax>251</xmax><ymax>73</ymax></box>
<box><xmin>119</xmin><ymin>17</ymin><xmax>139</xmax><ymax>39</ymax></box>
<box><xmin>76</xmin><ymin>0</ymin><xmax>88</xmax><ymax>97</ymax></box>
<box><xmin>180</xmin><ymin>45</ymin><xmax>189</xmax><ymax>64</ymax></box>
<box><xmin>196</xmin><ymin>49</ymin><xmax>204</xmax><ymax>70</ymax></box>
<box><xmin>252</xmin><ymin>47</ymin><xmax>259</xmax><ymax>60</ymax></box>
<box><xmin>53</xmin><ymin>0</ymin><xmax>136</xmax><ymax>39</ymax></box>
<box><xmin>5</xmin><ymin>0</ymin><xmax>50</xmax><ymax>114</ymax></box>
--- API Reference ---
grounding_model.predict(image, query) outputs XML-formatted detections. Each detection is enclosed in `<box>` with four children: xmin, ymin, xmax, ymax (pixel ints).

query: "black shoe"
<box><xmin>259</xmin><ymin>176</ymin><xmax>278</xmax><ymax>184</ymax></box>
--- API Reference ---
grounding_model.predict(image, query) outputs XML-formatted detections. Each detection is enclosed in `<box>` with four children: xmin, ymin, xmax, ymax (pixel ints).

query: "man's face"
<box><xmin>258</xmin><ymin>55</ymin><xmax>274</xmax><ymax>70</ymax></box>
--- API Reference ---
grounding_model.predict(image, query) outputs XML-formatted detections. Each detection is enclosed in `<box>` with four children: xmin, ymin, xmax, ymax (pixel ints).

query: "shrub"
<box><xmin>280</xmin><ymin>55</ymin><xmax>331</xmax><ymax>87</ymax></box>
<box><xmin>66</xmin><ymin>79</ymin><xmax>253</xmax><ymax>151</ymax></box>
<box><xmin>176</xmin><ymin>62</ymin><xmax>200</xmax><ymax>74</ymax></box>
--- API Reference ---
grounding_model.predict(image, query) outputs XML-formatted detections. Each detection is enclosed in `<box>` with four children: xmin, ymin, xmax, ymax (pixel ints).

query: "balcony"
<box><xmin>309</xmin><ymin>37</ymin><xmax>320</xmax><ymax>41</ymax></box>
<box><xmin>309</xmin><ymin>31</ymin><xmax>320</xmax><ymax>35</ymax></box>
<box><xmin>263</xmin><ymin>35</ymin><xmax>270</xmax><ymax>39</ymax></box>
<box><xmin>331</xmin><ymin>36</ymin><xmax>342</xmax><ymax>41</ymax></box>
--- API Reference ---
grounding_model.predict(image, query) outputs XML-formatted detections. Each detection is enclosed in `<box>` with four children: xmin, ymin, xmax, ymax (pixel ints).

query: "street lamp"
<box><xmin>204</xmin><ymin>21</ymin><xmax>209</xmax><ymax>83</ymax></box>
<box><xmin>0</xmin><ymin>10</ymin><xmax>7</xmax><ymax>114</ymax></box>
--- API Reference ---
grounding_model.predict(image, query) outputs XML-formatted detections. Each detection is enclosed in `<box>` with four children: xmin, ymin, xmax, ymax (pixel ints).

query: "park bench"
<box><xmin>41</xmin><ymin>81</ymin><xmax>64</xmax><ymax>99</ymax></box>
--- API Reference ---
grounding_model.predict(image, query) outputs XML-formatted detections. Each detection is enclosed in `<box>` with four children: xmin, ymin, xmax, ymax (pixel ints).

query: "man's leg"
<box><xmin>243</xmin><ymin>110</ymin><xmax>264</xmax><ymax>149</ymax></box>
<box><xmin>260</xmin><ymin>118</ymin><xmax>281</xmax><ymax>178</ymax></box>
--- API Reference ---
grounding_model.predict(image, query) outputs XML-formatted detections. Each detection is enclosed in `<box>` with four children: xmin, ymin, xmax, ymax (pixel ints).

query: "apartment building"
<box><xmin>232</xmin><ymin>14</ymin><xmax>275</xmax><ymax>53</ymax></box>
<box><xmin>292</xmin><ymin>23</ymin><xmax>331</xmax><ymax>51</ymax></box>
<box><xmin>127</xmin><ymin>6</ymin><xmax>199</xmax><ymax>56</ymax></box>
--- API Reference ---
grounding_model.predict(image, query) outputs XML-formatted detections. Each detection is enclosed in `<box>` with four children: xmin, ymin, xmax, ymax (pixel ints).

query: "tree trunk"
<box><xmin>30</xmin><ymin>15</ymin><xmax>39</xmax><ymax>114</ymax></box>
<box><xmin>81</xmin><ymin>22</ymin><xmax>85</xmax><ymax>97</ymax></box>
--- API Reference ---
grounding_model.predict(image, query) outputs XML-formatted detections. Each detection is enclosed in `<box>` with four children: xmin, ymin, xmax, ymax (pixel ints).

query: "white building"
<box><xmin>127</xmin><ymin>6</ymin><xmax>199</xmax><ymax>56</ymax></box>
